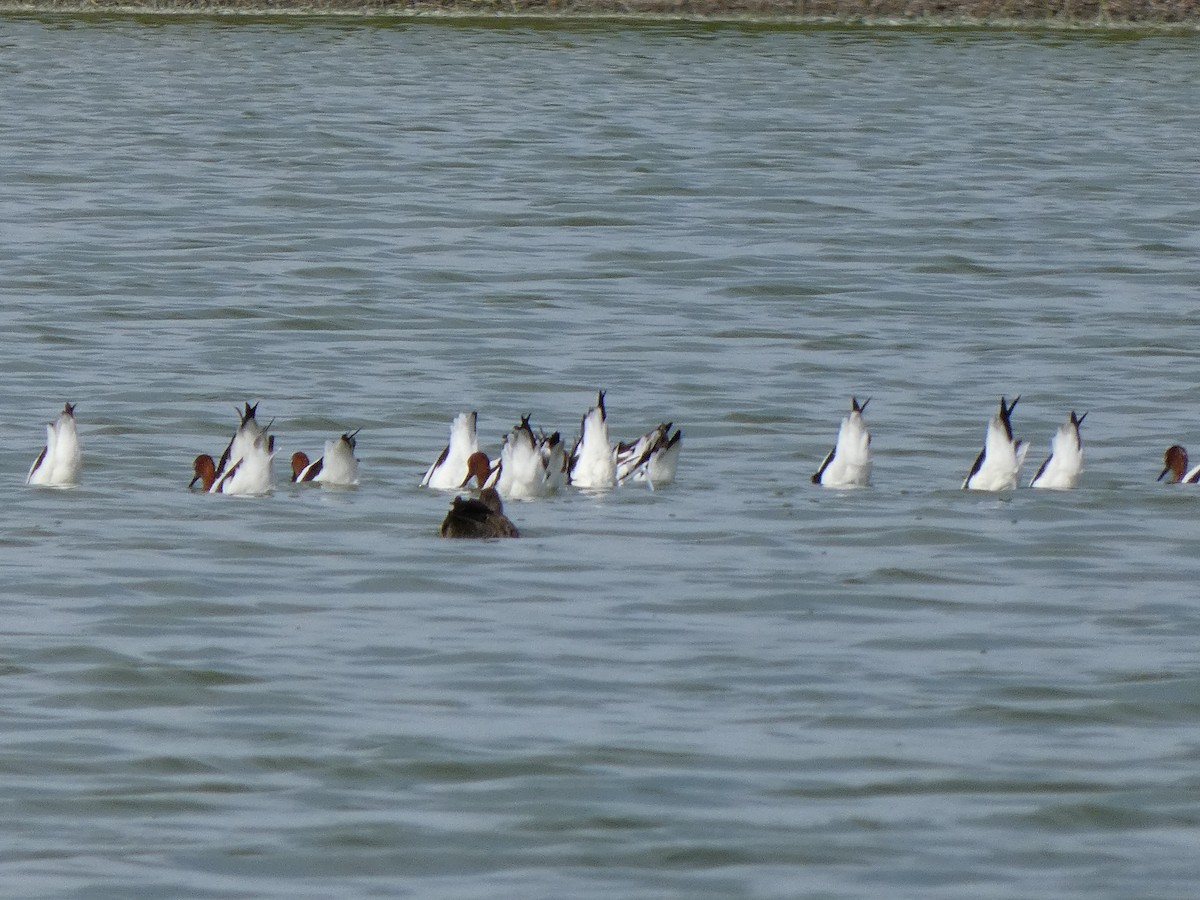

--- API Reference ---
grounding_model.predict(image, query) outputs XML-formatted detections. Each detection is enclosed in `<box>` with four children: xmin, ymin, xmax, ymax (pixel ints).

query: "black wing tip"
<box><xmin>581</xmin><ymin>391</ymin><xmax>607</xmax><ymax>433</ymax></box>
<box><xmin>1031</xmin><ymin>456</ymin><xmax>1052</xmax><ymax>485</ymax></box>
<box><xmin>997</xmin><ymin>395</ymin><xmax>1020</xmax><ymax>441</ymax></box>
<box><xmin>29</xmin><ymin>445</ymin><xmax>49</xmax><ymax>478</ymax></box>
<box><xmin>963</xmin><ymin>447</ymin><xmax>986</xmax><ymax>488</ymax></box>
<box><xmin>813</xmin><ymin>449</ymin><xmax>835</xmax><ymax>484</ymax></box>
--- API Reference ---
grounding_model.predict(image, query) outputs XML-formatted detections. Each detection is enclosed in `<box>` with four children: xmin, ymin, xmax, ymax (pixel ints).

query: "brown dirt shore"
<box><xmin>1</xmin><ymin>0</ymin><xmax>1198</xmax><ymax>25</ymax></box>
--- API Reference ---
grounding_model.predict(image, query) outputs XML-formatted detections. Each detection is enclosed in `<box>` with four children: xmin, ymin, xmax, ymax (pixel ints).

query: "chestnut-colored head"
<box><xmin>1160</xmin><ymin>445</ymin><xmax>1189</xmax><ymax>483</ymax></box>
<box><xmin>190</xmin><ymin>454</ymin><xmax>217</xmax><ymax>491</ymax></box>
<box><xmin>291</xmin><ymin>451</ymin><xmax>311</xmax><ymax>480</ymax></box>
<box><xmin>466</xmin><ymin>451</ymin><xmax>492</xmax><ymax>488</ymax></box>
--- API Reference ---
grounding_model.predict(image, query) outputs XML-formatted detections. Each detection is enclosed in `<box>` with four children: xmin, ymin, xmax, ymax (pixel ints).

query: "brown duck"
<box><xmin>440</xmin><ymin>452</ymin><xmax>519</xmax><ymax>539</ymax></box>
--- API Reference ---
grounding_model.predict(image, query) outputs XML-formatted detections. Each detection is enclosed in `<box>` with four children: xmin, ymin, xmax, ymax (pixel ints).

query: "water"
<box><xmin>2</xmin><ymin>15</ymin><xmax>1200</xmax><ymax>898</ymax></box>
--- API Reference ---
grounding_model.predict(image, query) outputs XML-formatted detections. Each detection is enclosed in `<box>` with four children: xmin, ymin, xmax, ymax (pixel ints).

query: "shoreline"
<box><xmin>2</xmin><ymin>0</ymin><xmax>1199</xmax><ymax>27</ymax></box>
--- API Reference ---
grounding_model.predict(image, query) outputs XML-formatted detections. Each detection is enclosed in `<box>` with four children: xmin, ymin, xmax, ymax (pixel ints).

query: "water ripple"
<box><xmin>1</xmin><ymin>17</ymin><xmax>1199</xmax><ymax>900</ymax></box>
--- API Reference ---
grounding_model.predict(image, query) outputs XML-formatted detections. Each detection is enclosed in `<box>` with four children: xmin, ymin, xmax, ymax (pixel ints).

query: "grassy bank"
<box><xmin>1</xmin><ymin>0</ymin><xmax>1198</xmax><ymax>25</ymax></box>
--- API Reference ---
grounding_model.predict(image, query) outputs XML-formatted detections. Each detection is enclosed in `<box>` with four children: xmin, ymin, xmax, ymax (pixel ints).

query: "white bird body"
<box><xmin>1029</xmin><ymin>412</ymin><xmax>1085</xmax><ymax>490</ymax></box>
<box><xmin>190</xmin><ymin>402</ymin><xmax>275</xmax><ymax>496</ymax></box>
<box><xmin>422</xmin><ymin>412</ymin><xmax>480</xmax><ymax>489</ymax></box>
<box><xmin>27</xmin><ymin>403</ymin><xmax>82</xmax><ymax>487</ymax></box>
<box><xmin>491</xmin><ymin>417</ymin><xmax>564</xmax><ymax>500</ymax></box>
<box><xmin>213</xmin><ymin>432</ymin><xmax>275</xmax><ymax>495</ymax></box>
<box><xmin>294</xmin><ymin>432</ymin><xmax>360</xmax><ymax>486</ymax></box>
<box><xmin>215</xmin><ymin>402</ymin><xmax>268</xmax><ymax>484</ymax></box>
<box><xmin>616</xmin><ymin>422</ymin><xmax>682</xmax><ymax>488</ymax></box>
<box><xmin>568</xmin><ymin>392</ymin><xmax>616</xmax><ymax>490</ymax></box>
<box><xmin>963</xmin><ymin>396</ymin><xmax>1028</xmax><ymax>491</ymax></box>
<box><xmin>812</xmin><ymin>398</ymin><xmax>871</xmax><ymax>488</ymax></box>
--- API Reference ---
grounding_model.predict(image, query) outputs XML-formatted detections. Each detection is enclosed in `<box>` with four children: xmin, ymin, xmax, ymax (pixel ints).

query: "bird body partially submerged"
<box><xmin>440</xmin><ymin>452</ymin><xmax>520</xmax><ymax>538</ymax></box>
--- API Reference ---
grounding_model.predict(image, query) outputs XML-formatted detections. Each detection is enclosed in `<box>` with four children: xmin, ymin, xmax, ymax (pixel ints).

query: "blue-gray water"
<box><xmin>2</xmin><ymin>16</ymin><xmax>1200</xmax><ymax>899</ymax></box>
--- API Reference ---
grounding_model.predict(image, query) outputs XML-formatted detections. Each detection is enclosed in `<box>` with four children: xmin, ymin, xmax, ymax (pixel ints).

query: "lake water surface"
<box><xmin>2</xmin><ymin>15</ymin><xmax>1200</xmax><ymax>899</ymax></box>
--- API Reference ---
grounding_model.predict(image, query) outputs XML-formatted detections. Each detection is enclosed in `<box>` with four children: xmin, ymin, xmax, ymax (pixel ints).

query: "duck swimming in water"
<box><xmin>440</xmin><ymin>452</ymin><xmax>520</xmax><ymax>538</ymax></box>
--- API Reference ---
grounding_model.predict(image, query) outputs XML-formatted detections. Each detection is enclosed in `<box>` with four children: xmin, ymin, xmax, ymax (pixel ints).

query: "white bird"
<box><xmin>488</xmin><ymin>416</ymin><xmax>565</xmax><ymax>499</ymax></box>
<box><xmin>1158</xmin><ymin>445</ymin><xmax>1200</xmax><ymax>484</ymax></box>
<box><xmin>215</xmin><ymin>402</ymin><xmax>269</xmax><ymax>484</ymax></box>
<box><xmin>292</xmin><ymin>431</ymin><xmax>360</xmax><ymax>486</ymax></box>
<box><xmin>812</xmin><ymin>397</ymin><xmax>871</xmax><ymax>488</ymax></box>
<box><xmin>192</xmin><ymin>432</ymin><xmax>276</xmax><ymax>496</ymax></box>
<box><xmin>27</xmin><ymin>403</ymin><xmax>82</xmax><ymax>487</ymax></box>
<box><xmin>421</xmin><ymin>411</ymin><xmax>480</xmax><ymax>489</ymax></box>
<box><xmin>963</xmin><ymin>395</ymin><xmax>1028</xmax><ymax>491</ymax></box>
<box><xmin>568</xmin><ymin>391</ymin><xmax>616</xmax><ymax>489</ymax></box>
<box><xmin>212</xmin><ymin>431</ymin><xmax>275</xmax><ymax>495</ymax></box>
<box><xmin>190</xmin><ymin>402</ymin><xmax>276</xmax><ymax>495</ymax></box>
<box><xmin>615</xmin><ymin>422</ymin><xmax>682</xmax><ymax>488</ymax></box>
<box><xmin>1029</xmin><ymin>411</ymin><xmax>1085</xmax><ymax>489</ymax></box>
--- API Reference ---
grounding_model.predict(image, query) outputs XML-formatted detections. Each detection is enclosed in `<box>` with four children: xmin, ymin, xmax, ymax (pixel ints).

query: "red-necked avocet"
<box><xmin>192</xmin><ymin>432</ymin><xmax>275</xmax><ymax>495</ymax></box>
<box><xmin>568</xmin><ymin>391</ymin><xmax>616</xmax><ymax>490</ymax></box>
<box><xmin>812</xmin><ymin>397</ymin><xmax>871</xmax><ymax>488</ymax></box>
<box><xmin>422</xmin><ymin>411</ymin><xmax>481</xmax><ymax>490</ymax></box>
<box><xmin>1159</xmin><ymin>444</ymin><xmax>1200</xmax><ymax>484</ymax></box>
<box><xmin>615</xmin><ymin>421</ymin><xmax>682</xmax><ymax>488</ymax></box>
<box><xmin>191</xmin><ymin>402</ymin><xmax>275</xmax><ymax>495</ymax></box>
<box><xmin>292</xmin><ymin>431</ymin><xmax>361</xmax><ymax>486</ymax></box>
<box><xmin>489</xmin><ymin>416</ymin><xmax>565</xmax><ymax>499</ymax></box>
<box><xmin>963</xmin><ymin>395</ymin><xmax>1028</xmax><ymax>491</ymax></box>
<box><xmin>27</xmin><ymin>403</ymin><xmax>82</xmax><ymax>487</ymax></box>
<box><xmin>1029</xmin><ymin>411</ymin><xmax>1085</xmax><ymax>489</ymax></box>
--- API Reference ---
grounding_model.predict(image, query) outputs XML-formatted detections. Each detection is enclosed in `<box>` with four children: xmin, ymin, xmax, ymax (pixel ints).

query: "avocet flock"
<box><xmin>19</xmin><ymin>392</ymin><xmax>1199</xmax><ymax>537</ymax></box>
<box><xmin>22</xmin><ymin>393</ymin><xmax>682</xmax><ymax>539</ymax></box>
